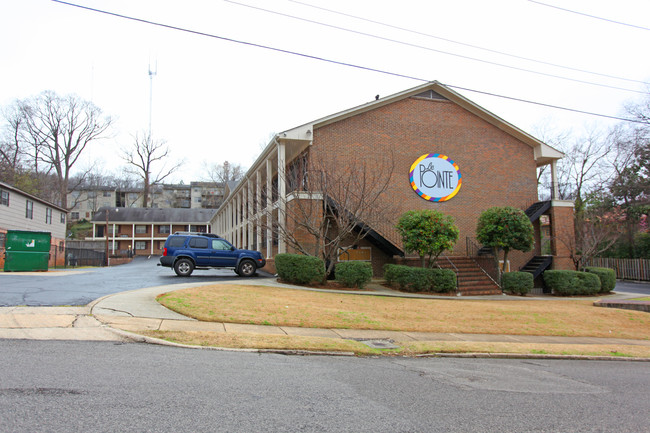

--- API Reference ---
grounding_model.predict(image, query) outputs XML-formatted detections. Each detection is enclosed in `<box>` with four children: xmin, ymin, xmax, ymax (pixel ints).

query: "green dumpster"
<box><xmin>3</xmin><ymin>230</ymin><xmax>51</xmax><ymax>272</ymax></box>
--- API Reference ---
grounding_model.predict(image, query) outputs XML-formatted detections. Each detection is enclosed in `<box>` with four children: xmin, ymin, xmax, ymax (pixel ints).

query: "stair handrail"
<box><xmin>466</xmin><ymin>237</ymin><xmax>501</xmax><ymax>288</ymax></box>
<box><xmin>437</xmin><ymin>253</ymin><xmax>460</xmax><ymax>292</ymax></box>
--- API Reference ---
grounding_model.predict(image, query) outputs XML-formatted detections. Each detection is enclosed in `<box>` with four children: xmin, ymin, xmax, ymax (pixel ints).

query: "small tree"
<box><xmin>396</xmin><ymin>210</ymin><xmax>459</xmax><ymax>268</ymax></box>
<box><xmin>476</xmin><ymin>206</ymin><xmax>534</xmax><ymax>282</ymax></box>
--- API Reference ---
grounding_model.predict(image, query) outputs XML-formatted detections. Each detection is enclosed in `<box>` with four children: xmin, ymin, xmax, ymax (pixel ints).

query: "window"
<box><xmin>188</xmin><ymin>237</ymin><xmax>209</xmax><ymax>248</ymax></box>
<box><xmin>159</xmin><ymin>225</ymin><xmax>171</xmax><ymax>234</ymax></box>
<box><xmin>1</xmin><ymin>190</ymin><xmax>8</xmax><ymax>206</ymax></box>
<box><xmin>58</xmin><ymin>241</ymin><xmax>64</xmax><ymax>252</ymax></box>
<box><xmin>212</xmin><ymin>239</ymin><xmax>232</xmax><ymax>250</ymax></box>
<box><xmin>25</xmin><ymin>200</ymin><xmax>33</xmax><ymax>219</ymax></box>
<box><xmin>135</xmin><ymin>225</ymin><xmax>147</xmax><ymax>234</ymax></box>
<box><xmin>338</xmin><ymin>247</ymin><xmax>371</xmax><ymax>262</ymax></box>
<box><xmin>45</xmin><ymin>208</ymin><xmax>52</xmax><ymax>224</ymax></box>
<box><xmin>71</xmin><ymin>212</ymin><xmax>79</xmax><ymax>220</ymax></box>
<box><xmin>103</xmin><ymin>191</ymin><xmax>111</xmax><ymax>197</ymax></box>
<box><xmin>167</xmin><ymin>236</ymin><xmax>187</xmax><ymax>247</ymax></box>
<box><xmin>135</xmin><ymin>241</ymin><xmax>146</xmax><ymax>250</ymax></box>
<box><xmin>60</xmin><ymin>213</ymin><xmax>66</xmax><ymax>223</ymax></box>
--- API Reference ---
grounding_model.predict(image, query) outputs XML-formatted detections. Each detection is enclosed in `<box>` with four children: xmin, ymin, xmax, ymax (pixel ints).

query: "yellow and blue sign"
<box><xmin>409</xmin><ymin>153</ymin><xmax>462</xmax><ymax>202</ymax></box>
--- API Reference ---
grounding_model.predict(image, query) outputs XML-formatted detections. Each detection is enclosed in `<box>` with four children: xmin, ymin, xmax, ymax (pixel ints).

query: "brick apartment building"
<box><xmin>68</xmin><ymin>182</ymin><xmax>225</xmax><ymax>221</ymax></box>
<box><xmin>90</xmin><ymin>208</ymin><xmax>216</xmax><ymax>256</ymax></box>
<box><xmin>210</xmin><ymin>82</ymin><xmax>574</xmax><ymax>292</ymax></box>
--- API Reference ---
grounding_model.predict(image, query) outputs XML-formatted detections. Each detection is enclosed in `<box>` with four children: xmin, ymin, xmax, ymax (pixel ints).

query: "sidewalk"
<box><xmin>1</xmin><ymin>278</ymin><xmax>648</xmax><ymax>354</ymax></box>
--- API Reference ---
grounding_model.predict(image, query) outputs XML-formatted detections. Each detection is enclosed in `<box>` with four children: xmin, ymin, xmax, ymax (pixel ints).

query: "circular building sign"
<box><xmin>409</xmin><ymin>153</ymin><xmax>462</xmax><ymax>202</ymax></box>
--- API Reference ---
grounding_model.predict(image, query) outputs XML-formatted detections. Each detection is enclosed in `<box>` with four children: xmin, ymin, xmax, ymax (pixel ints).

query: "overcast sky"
<box><xmin>1</xmin><ymin>0</ymin><xmax>649</xmax><ymax>183</ymax></box>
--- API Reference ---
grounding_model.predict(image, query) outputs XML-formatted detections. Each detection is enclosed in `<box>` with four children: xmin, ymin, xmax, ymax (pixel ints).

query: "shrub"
<box><xmin>502</xmin><ymin>272</ymin><xmax>533</xmax><ymax>296</ymax></box>
<box><xmin>585</xmin><ymin>267</ymin><xmax>616</xmax><ymax>293</ymax></box>
<box><xmin>383</xmin><ymin>264</ymin><xmax>412</xmax><ymax>289</ymax></box>
<box><xmin>275</xmin><ymin>253</ymin><xmax>325</xmax><ymax>285</ymax></box>
<box><xmin>428</xmin><ymin>269</ymin><xmax>457</xmax><ymax>293</ymax></box>
<box><xmin>543</xmin><ymin>270</ymin><xmax>601</xmax><ymax>296</ymax></box>
<box><xmin>383</xmin><ymin>264</ymin><xmax>456</xmax><ymax>293</ymax></box>
<box><xmin>335</xmin><ymin>262</ymin><xmax>373</xmax><ymax>289</ymax></box>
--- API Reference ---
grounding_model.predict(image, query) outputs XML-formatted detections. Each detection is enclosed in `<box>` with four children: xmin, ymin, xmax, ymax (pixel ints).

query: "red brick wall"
<box><xmin>550</xmin><ymin>205</ymin><xmax>575</xmax><ymax>270</ymax></box>
<box><xmin>309</xmin><ymin>96</ymin><xmax>540</xmax><ymax>271</ymax></box>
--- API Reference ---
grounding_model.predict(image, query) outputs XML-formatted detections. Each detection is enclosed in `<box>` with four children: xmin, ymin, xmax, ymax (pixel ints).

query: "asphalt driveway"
<box><xmin>0</xmin><ymin>256</ymin><xmax>273</xmax><ymax>307</ymax></box>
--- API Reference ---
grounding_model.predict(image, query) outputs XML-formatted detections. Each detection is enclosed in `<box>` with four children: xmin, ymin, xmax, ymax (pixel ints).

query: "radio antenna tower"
<box><xmin>148</xmin><ymin>58</ymin><xmax>157</xmax><ymax>136</ymax></box>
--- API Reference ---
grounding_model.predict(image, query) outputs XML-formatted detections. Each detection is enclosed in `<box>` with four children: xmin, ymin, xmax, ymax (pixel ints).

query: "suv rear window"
<box><xmin>189</xmin><ymin>237</ymin><xmax>209</xmax><ymax>249</ymax></box>
<box><xmin>167</xmin><ymin>236</ymin><xmax>187</xmax><ymax>248</ymax></box>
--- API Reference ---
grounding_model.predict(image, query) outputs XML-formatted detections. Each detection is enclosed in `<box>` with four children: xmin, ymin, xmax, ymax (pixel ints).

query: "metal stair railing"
<box><xmin>466</xmin><ymin>237</ymin><xmax>501</xmax><ymax>288</ymax></box>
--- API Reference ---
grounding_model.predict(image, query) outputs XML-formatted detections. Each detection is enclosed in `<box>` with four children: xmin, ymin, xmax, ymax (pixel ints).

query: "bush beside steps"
<box><xmin>383</xmin><ymin>264</ymin><xmax>456</xmax><ymax>293</ymax></box>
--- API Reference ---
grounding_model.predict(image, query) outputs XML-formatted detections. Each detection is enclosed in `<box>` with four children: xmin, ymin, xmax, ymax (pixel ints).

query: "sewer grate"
<box><xmin>354</xmin><ymin>339</ymin><xmax>400</xmax><ymax>349</ymax></box>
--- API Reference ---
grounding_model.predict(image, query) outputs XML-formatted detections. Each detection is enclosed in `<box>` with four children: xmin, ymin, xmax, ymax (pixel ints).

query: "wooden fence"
<box><xmin>585</xmin><ymin>258</ymin><xmax>650</xmax><ymax>281</ymax></box>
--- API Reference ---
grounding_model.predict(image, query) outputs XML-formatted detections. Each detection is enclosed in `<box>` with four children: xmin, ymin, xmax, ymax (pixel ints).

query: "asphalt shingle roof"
<box><xmin>91</xmin><ymin>207</ymin><xmax>216</xmax><ymax>224</ymax></box>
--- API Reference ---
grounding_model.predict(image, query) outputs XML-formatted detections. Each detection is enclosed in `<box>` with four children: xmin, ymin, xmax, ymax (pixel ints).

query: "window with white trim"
<box><xmin>135</xmin><ymin>241</ymin><xmax>146</xmax><ymax>250</ymax></box>
<box><xmin>0</xmin><ymin>190</ymin><xmax>8</xmax><ymax>206</ymax></box>
<box><xmin>135</xmin><ymin>225</ymin><xmax>147</xmax><ymax>234</ymax></box>
<box><xmin>45</xmin><ymin>208</ymin><xmax>52</xmax><ymax>224</ymax></box>
<box><xmin>25</xmin><ymin>200</ymin><xmax>33</xmax><ymax>219</ymax></box>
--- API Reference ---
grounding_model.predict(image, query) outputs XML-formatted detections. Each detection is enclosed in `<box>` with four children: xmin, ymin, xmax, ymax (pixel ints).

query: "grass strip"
<box><xmin>157</xmin><ymin>284</ymin><xmax>650</xmax><ymax>340</ymax></box>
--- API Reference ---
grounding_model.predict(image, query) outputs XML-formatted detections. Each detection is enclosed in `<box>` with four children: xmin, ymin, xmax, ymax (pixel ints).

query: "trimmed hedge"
<box><xmin>502</xmin><ymin>272</ymin><xmax>533</xmax><ymax>296</ymax></box>
<box><xmin>335</xmin><ymin>261</ymin><xmax>373</xmax><ymax>289</ymax></box>
<box><xmin>585</xmin><ymin>267</ymin><xmax>616</xmax><ymax>293</ymax></box>
<box><xmin>383</xmin><ymin>264</ymin><xmax>456</xmax><ymax>293</ymax></box>
<box><xmin>275</xmin><ymin>253</ymin><xmax>325</xmax><ymax>284</ymax></box>
<box><xmin>543</xmin><ymin>270</ymin><xmax>601</xmax><ymax>296</ymax></box>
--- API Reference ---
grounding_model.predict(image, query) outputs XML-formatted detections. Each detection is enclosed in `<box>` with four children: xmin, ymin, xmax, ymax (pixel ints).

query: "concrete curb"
<box><xmin>102</xmin><ymin>325</ymin><xmax>356</xmax><ymax>356</ymax></box>
<box><xmin>101</xmin><ymin>325</ymin><xmax>650</xmax><ymax>361</ymax></box>
<box><xmin>420</xmin><ymin>352</ymin><xmax>650</xmax><ymax>362</ymax></box>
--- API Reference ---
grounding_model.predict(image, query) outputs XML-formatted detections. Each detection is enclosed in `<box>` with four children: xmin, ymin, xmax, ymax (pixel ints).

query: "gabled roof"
<box><xmin>279</xmin><ymin>81</ymin><xmax>563</xmax><ymax>166</ymax></box>
<box><xmin>92</xmin><ymin>207</ymin><xmax>216</xmax><ymax>224</ymax></box>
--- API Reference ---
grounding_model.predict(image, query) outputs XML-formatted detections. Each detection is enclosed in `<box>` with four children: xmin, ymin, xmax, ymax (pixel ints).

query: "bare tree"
<box><xmin>264</xmin><ymin>149</ymin><xmax>397</xmax><ymax>281</ymax></box>
<box><xmin>17</xmin><ymin>91</ymin><xmax>112</xmax><ymax>208</ymax></box>
<box><xmin>203</xmin><ymin>160</ymin><xmax>245</xmax><ymax>184</ymax></box>
<box><xmin>121</xmin><ymin>132</ymin><xmax>183</xmax><ymax>207</ymax></box>
<box><xmin>559</xmin><ymin>205</ymin><xmax>624</xmax><ymax>270</ymax></box>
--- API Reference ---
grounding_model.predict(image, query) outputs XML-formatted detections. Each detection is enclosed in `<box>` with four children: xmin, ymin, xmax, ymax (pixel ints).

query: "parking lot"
<box><xmin>0</xmin><ymin>256</ymin><xmax>272</xmax><ymax>306</ymax></box>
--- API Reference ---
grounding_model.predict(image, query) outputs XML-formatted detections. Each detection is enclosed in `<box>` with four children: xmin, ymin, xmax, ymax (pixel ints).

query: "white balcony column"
<box><xmin>277</xmin><ymin>140</ymin><xmax>286</xmax><ymax>254</ymax></box>
<box><xmin>112</xmin><ymin>223</ymin><xmax>117</xmax><ymax>254</ymax></box>
<box><xmin>256</xmin><ymin>170</ymin><xmax>262</xmax><ymax>253</ymax></box>
<box><xmin>550</xmin><ymin>160</ymin><xmax>560</xmax><ymax>200</ymax></box>
<box><xmin>150</xmin><ymin>223</ymin><xmax>154</xmax><ymax>255</ymax></box>
<box><xmin>247</xmin><ymin>179</ymin><xmax>253</xmax><ymax>250</ymax></box>
<box><xmin>241</xmin><ymin>187</ymin><xmax>247</xmax><ymax>248</ymax></box>
<box><xmin>266</xmin><ymin>158</ymin><xmax>273</xmax><ymax>258</ymax></box>
<box><xmin>131</xmin><ymin>224</ymin><xmax>135</xmax><ymax>251</ymax></box>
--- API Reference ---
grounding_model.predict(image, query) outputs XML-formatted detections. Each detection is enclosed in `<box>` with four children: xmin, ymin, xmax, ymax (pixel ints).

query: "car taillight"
<box><xmin>163</xmin><ymin>247</ymin><xmax>167</xmax><ymax>256</ymax></box>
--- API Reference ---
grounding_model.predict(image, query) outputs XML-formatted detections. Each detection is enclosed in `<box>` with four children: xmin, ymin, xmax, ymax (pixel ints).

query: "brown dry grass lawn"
<box><xmin>141</xmin><ymin>330</ymin><xmax>650</xmax><ymax>358</ymax></box>
<box><xmin>157</xmin><ymin>284</ymin><xmax>650</xmax><ymax>340</ymax></box>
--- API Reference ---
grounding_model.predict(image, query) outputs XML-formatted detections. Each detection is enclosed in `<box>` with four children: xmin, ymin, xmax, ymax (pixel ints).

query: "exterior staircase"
<box><xmin>520</xmin><ymin>255</ymin><xmax>553</xmax><ymax>279</ymax></box>
<box><xmin>438</xmin><ymin>256</ymin><xmax>501</xmax><ymax>296</ymax></box>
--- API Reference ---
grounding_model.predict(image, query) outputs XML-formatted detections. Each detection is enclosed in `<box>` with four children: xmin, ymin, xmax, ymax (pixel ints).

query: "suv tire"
<box><xmin>237</xmin><ymin>259</ymin><xmax>256</xmax><ymax>277</ymax></box>
<box><xmin>174</xmin><ymin>258</ymin><xmax>194</xmax><ymax>277</ymax></box>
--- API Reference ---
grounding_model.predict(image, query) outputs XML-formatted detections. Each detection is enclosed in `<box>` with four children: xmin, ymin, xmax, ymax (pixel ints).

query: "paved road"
<box><xmin>0</xmin><ymin>256</ymin><xmax>271</xmax><ymax>307</ymax></box>
<box><xmin>614</xmin><ymin>280</ymin><xmax>650</xmax><ymax>296</ymax></box>
<box><xmin>0</xmin><ymin>340</ymin><xmax>648</xmax><ymax>433</ymax></box>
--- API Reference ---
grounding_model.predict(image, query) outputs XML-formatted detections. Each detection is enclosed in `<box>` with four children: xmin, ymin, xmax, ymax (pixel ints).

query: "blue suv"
<box><xmin>159</xmin><ymin>232</ymin><xmax>266</xmax><ymax>277</ymax></box>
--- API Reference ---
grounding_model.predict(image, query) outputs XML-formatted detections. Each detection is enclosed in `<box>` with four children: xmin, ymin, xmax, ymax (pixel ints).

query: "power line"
<box><xmin>224</xmin><ymin>0</ymin><xmax>645</xmax><ymax>95</ymax></box>
<box><xmin>529</xmin><ymin>0</ymin><xmax>650</xmax><ymax>31</ymax></box>
<box><xmin>50</xmin><ymin>0</ymin><xmax>647</xmax><ymax>125</ymax></box>
<box><xmin>289</xmin><ymin>0</ymin><xmax>649</xmax><ymax>86</ymax></box>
